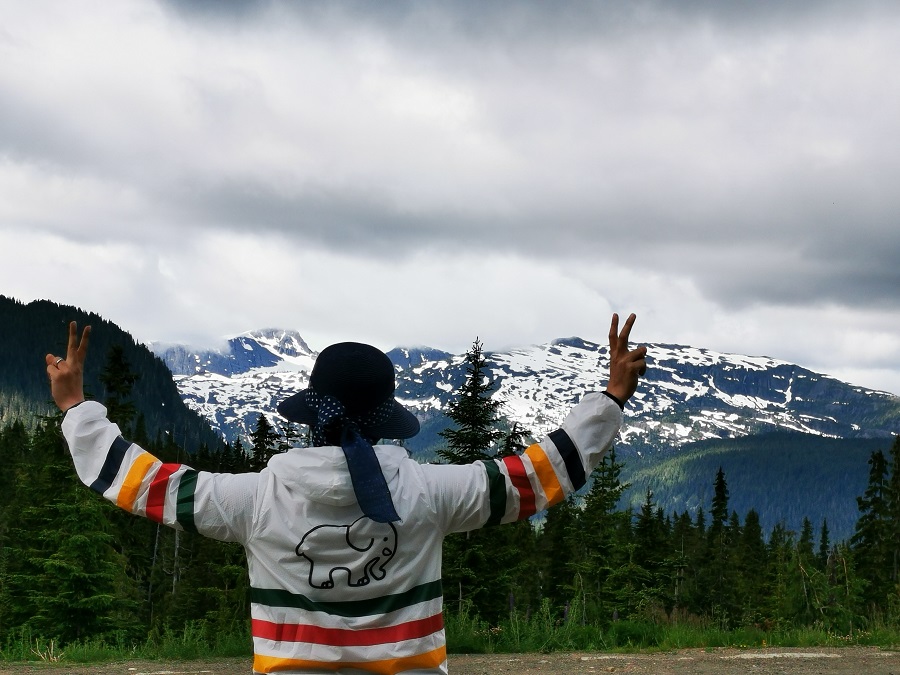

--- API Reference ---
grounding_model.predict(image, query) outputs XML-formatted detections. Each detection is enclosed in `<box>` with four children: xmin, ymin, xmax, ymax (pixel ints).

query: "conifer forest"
<box><xmin>1</xmin><ymin>328</ymin><xmax>899</xmax><ymax>652</ymax></box>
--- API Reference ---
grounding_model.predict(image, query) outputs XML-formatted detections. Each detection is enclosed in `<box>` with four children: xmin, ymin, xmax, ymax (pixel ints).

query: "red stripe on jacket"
<box><xmin>502</xmin><ymin>454</ymin><xmax>536</xmax><ymax>519</ymax></box>
<box><xmin>146</xmin><ymin>464</ymin><xmax>179</xmax><ymax>522</ymax></box>
<box><xmin>251</xmin><ymin>612</ymin><xmax>444</xmax><ymax>647</ymax></box>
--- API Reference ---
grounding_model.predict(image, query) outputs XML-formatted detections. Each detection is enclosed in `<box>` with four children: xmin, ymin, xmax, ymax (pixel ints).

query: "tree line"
<box><xmin>0</xmin><ymin>338</ymin><xmax>897</xmax><ymax>647</ymax></box>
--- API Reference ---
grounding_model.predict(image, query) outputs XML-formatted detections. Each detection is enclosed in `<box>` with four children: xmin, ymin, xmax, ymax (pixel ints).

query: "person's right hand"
<box><xmin>605</xmin><ymin>313</ymin><xmax>647</xmax><ymax>405</ymax></box>
<box><xmin>45</xmin><ymin>321</ymin><xmax>91</xmax><ymax>413</ymax></box>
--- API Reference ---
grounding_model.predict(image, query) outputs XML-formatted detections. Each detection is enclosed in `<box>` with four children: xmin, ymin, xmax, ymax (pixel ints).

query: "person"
<box><xmin>46</xmin><ymin>313</ymin><xmax>647</xmax><ymax>675</ymax></box>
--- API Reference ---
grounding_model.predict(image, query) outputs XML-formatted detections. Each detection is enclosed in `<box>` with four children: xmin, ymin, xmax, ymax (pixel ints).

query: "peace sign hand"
<box><xmin>605</xmin><ymin>313</ymin><xmax>647</xmax><ymax>405</ymax></box>
<box><xmin>45</xmin><ymin>321</ymin><xmax>91</xmax><ymax>413</ymax></box>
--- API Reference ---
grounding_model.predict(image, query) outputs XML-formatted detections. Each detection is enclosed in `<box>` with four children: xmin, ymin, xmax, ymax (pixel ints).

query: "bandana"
<box><xmin>305</xmin><ymin>390</ymin><xmax>400</xmax><ymax>523</ymax></box>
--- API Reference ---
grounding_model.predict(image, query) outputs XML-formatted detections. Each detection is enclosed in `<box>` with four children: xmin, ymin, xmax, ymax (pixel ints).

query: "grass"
<box><xmin>444</xmin><ymin>602</ymin><xmax>900</xmax><ymax>655</ymax></box>
<box><xmin>4</xmin><ymin>612</ymin><xmax>900</xmax><ymax>665</ymax></box>
<box><xmin>0</xmin><ymin>622</ymin><xmax>253</xmax><ymax>665</ymax></box>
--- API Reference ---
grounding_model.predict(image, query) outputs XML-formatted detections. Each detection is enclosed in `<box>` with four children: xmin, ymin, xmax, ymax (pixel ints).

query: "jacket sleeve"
<box><xmin>425</xmin><ymin>391</ymin><xmax>623</xmax><ymax>534</ymax></box>
<box><xmin>61</xmin><ymin>401</ymin><xmax>258</xmax><ymax>544</ymax></box>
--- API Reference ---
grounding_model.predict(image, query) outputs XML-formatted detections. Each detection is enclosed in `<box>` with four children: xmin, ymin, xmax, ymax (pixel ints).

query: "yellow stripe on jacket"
<box><xmin>252</xmin><ymin>645</ymin><xmax>446</xmax><ymax>674</ymax></box>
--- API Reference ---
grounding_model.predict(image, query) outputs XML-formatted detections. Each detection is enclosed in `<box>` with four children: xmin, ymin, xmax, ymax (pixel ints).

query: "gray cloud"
<box><xmin>143</xmin><ymin>1</ymin><xmax>900</xmax><ymax>315</ymax></box>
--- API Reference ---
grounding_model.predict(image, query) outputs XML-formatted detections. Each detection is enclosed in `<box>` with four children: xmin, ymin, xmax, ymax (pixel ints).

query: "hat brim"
<box><xmin>277</xmin><ymin>389</ymin><xmax>420</xmax><ymax>440</ymax></box>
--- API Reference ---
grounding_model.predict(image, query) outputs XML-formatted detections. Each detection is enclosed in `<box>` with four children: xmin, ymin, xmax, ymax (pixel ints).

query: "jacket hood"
<box><xmin>265</xmin><ymin>444</ymin><xmax>408</xmax><ymax>508</ymax></box>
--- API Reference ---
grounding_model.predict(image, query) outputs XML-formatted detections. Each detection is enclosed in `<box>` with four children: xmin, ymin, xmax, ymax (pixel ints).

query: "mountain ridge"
<box><xmin>151</xmin><ymin>328</ymin><xmax>900</xmax><ymax>455</ymax></box>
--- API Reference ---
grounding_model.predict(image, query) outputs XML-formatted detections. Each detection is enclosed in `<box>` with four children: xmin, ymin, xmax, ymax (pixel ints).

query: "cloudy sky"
<box><xmin>2</xmin><ymin>1</ymin><xmax>899</xmax><ymax>396</ymax></box>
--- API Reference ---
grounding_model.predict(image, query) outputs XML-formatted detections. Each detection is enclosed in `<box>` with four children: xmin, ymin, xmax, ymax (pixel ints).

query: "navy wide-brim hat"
<box><xmin>277</xmin><ymin>341</ymin><xmax>420</xmax><ymax>440</ymax></box>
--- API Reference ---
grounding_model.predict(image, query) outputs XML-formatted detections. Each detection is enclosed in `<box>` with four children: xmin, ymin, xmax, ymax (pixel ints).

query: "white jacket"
<box><xmin>62</xmin><ymin>392</ymin><xmax>622</xmax><ymax>674</ymax></box>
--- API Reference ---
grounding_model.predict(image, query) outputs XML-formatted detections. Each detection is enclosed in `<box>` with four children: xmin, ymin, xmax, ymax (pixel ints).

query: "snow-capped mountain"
<box><xmin>151</xmin><ymin>330</ymin><xmax>900</xmax><ymax>455</ymax></box>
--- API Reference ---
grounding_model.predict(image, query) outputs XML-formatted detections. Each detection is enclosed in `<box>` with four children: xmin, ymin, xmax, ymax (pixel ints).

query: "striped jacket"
<box><xmin>62</xmin><ymin>391</ymin><xmax>622</xmax><ymax>674</ymax></box>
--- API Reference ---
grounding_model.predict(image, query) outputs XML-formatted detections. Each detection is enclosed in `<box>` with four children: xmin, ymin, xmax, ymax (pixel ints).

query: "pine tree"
<box><xmin>436</xmin><ymin>339</ymin><xmax>503</xmax><ymax>464</ymax></box>
<box><xmin>437</xmin><ymin>338</ymin><xmax>524</xmax><ymax>621</ymax></box>
<box><xmin>99</xmin><ymin>344</ymin><xmax>139</xmax><ymax>432</ymax></box>
<box><xmin>819</xmin><ymin>543</ymin><xmax>864</xmax><ymax>633</ymax></box>
<box><xmin>704</xmin><ymin>467</ymin><xmax>737</xmax><ymax>625</ymax></box>
<box><xmin>633</xmin><ymin>489</ymin><xmax>667</xmax><ymax>589</ymax></box>
<box><xmin>734</xmin><ymin>509</ymin><xmax>767</xmax><ymax>624</ymax></box>
<box><xmin>97</xmin><ymin>349</ymin><xmax>163</xmax><ymax>632</ymax></box>
<box><xmin>278</xmin><ymin>421</ymin><xmax>305</xmax><ymax>453</ymax></box>
<box><xmin>887</xmin><ymin>436</ymin><xmax>900</xmax><ymax>592</ymax></box>
<box><xmin>497</xmin><ymin>421</ymin><xmax>527</xmax><ymax>459</ymax></box>
<box><xmin>538</xmin><ymin>495</ymin><xmax>580</xmax><ymax>612</ymax></box>
<box><xmin>817</xmin><ymin>520</ymin><xmax>831</xmax><ymax>570</ymax></box>
<box><xmin>579</xmin><ymin>448</ymin><xmax>630</xmax><ymax>619</ymax></box>
<box><xmin>249</xmin><ymin>414</ymin><xmax>281</xmax><ymax>472</ymax></box>
<box><xmin>851</xmin><ymin>449</ymin><xmax>890</xmax><ymax>610</ymax></box>
<box><xmin>231</xmin><ymin>437</ymin><xmax>251</xmax><ymax>472</ymax></box>
<box><xmin>668</xmin><ymin>511</ymin><xmax>695</xmax><ymax>617</ymax></box>
<box><xmin>765</xmin><ymin>522</ymin><xmax>793</xmax><ymax>627</ymax></box>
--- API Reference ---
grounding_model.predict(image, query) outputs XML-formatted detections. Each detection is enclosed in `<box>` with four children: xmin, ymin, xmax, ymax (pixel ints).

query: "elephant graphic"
<box><xmin>295</xmin><ymin>517</ymin><xmax>398</xmax><ymax>589</ymax></box>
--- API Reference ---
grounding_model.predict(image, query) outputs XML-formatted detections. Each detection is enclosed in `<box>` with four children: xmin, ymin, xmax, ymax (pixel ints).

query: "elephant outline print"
<box><xmin>295</xmin><ymin>516</ymin><xmax>398</xmax><ymax>589</ymax></box>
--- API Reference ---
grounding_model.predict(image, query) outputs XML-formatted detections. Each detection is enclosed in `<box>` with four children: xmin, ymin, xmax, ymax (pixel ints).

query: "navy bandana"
<box><xmin>304</xmin><ymin>390</ymin><xmax>400</xmax><ymax>523</ymax></box>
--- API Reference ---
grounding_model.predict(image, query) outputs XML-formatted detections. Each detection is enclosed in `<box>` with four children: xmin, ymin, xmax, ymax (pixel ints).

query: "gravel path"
<box><xmin>1</xmin><ymin>648</ymin><xmax>898</xmax><ymax>674</ymax></box>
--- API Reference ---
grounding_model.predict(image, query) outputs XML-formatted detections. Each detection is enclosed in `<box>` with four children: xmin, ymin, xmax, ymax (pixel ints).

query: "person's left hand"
<box><xmin>45</xmin><ymin>321</ymin><xmax>91</xmax><ymax>412</ymax></box>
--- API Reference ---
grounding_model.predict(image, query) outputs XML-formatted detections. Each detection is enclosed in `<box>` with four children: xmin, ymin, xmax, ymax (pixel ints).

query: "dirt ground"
<box><xmin>1</xmin><ymin>648</ymin><xmax>898</xmax><ymax>674</ymax></box>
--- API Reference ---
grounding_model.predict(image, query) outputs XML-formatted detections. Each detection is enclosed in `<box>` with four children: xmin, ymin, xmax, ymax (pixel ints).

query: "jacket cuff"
<box><xmin>602</xmin><ymin>390</ymin><xmax>625</xmax><ymax>410</ymax></box>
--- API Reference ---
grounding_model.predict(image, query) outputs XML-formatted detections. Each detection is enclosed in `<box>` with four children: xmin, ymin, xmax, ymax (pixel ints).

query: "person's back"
<box><xmin>242</xmin><ymin>441</ymin><xmax>450</xmax><ymax>672</ymax></box>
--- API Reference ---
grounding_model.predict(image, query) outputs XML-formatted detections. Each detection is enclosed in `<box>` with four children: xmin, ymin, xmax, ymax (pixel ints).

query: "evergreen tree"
<box><xmin>735</xmin><ymin>509</ymin><xmax>767</xmax><ymax>624</ymax></box>
<box><xmin>497</xmin><ymin>421</ymin><xmax>527</xmax><ymax>459</ymax></box>
<box><xmin>794</xmin><ymin>518</ymin><xmax>819</xmax><ymax>624</ymax></box>
<box><xmin>436</xmin><ymin>338</ymin><xmax>522</xmax><ymax>621</ymax></box>
<box><xmin>231</xmin><ymin>437</ymin><xmax>251</xmax><ymax>472</ymax></box>
<box><xmin>851</xmin><ymin>449</ymin><xmax>890</xmax><ymax>610</ymax></box>
<box><xmin>579</xmin><ymin>448</ymin><xmax>630</xmax><ymax>619</ymax></box>
<box><xmin>818</xmin><ymin>543</ymin><xmax>864</xmax><ymax>633</ymax></box>
<box><xmin>765</xmin><ymin>522</ymin><xmax>793</xmax><ymax>627</ymax></box>
<box><xmin>249</xmin><ymin>414</ymin><xmax>280</xmax><ymax>472</ymax></box>
<box><xmin>99</xmin><ymin>344</ymin><xmax>139</xmax><ymax>431</ymax></box>
<box><xmin>817</xmin><ymin>520</ymin><xmax>831</xmax><ymax>570</ymax></box>
<box><xmin>887</xmin><ymin>436</ymin><xmax>900</xmax><ymax>593</ymax></box>
<box><xmin>436</xmin><ymin>339</ymin><xmax>503</xmax><ymax>464</ymax></box>
<box><xmin>632</xmin><ymin>489</ymin><xmax>669</xmax><ymax>611</ymax></box>
<box><xmin>278</xmin><ymin>421</ymin><xmax>304</xmax><ymax>453</ymax></box>
<box><xmin>538</xmin><ymin>495</ymin><xmax>580</xmax><ymax>612</ymax></box>
<box><xmin>704</xmin><ymin>467</ymin><xmax>737</xmax><ymax>625</ymax></box>
<box><xmin>668</xmin><ymin>511</ymin><xmax>697</xmax><ymax>617</ymax></box>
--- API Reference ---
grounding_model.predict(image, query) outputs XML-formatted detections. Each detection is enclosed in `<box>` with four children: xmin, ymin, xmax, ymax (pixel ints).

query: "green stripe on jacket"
<box><xmin>250</xmin><ymin>579</ymin><xmax>443</xmax><ymax>618</ymax></box>
<box><xmin>481</xmin><ymin>459</ymin><xmax>508</xmax><ymax>526</ymax></box>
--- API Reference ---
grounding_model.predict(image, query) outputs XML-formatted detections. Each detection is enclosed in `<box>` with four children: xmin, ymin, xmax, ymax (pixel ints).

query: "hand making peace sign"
<box><xmin>45</xmin><ymin>321</ymin><xmax>91</xmax><ymax>413</ymax></box>
<box><xmin>605</xmin><ymin>313</ymin><xmax>647</xmax><ymax>405</ymax></box>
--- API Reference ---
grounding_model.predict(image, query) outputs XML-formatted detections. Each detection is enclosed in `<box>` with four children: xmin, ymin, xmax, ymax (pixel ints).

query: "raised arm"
<box><xmin>46</xmin><ymin>321</ymin><xmax>257</xmax><ymax>544</ymax></box>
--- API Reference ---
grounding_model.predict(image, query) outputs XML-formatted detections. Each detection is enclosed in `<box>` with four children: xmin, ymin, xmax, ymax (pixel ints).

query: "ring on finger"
<box><xmin>55</xmin><ymin>357</ymin><xmax>64</xmax><ymax>367</ymax></box>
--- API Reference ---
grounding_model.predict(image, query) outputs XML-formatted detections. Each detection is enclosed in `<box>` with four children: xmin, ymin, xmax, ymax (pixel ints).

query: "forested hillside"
<box><xmin>0</xmin><ymin>295</ymin><xmax>221</xmax><ymax>452</ymax></box>
<box><xmin>620</xmin><ymin>432</ymin><xmax>890</xmax><ymax>541</ymax></box>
